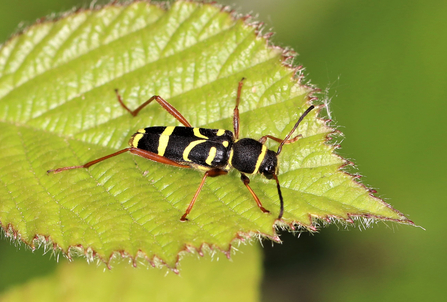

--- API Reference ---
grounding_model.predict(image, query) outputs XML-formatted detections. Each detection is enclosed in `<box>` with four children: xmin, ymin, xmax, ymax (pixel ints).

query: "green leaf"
<box><xmin>0</xmin><ymin>0</ymin><xmax>412</xmax><ymax>268</ymax></box>
<box><xmin>0</xmin><ymin>244</ymin><xmax>261</xmax><ymax>302</ymax></box>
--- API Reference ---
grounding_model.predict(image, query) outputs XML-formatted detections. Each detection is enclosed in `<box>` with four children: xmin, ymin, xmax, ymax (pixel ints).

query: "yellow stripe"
<box><xmin>222</xmin><ymin>140</ymin><xmax>229</xmax><ymax>147</ymax></box>
<box><xmin>193</xmin><ymin>128</ymin><xmax>208</xmax><ymax>139</ymax></box>
<box><xmin>183</xmin><ymin>140</ymin><xmax>206</xmax><ymax>162</ymax></box>
<box><xmin>216</xmin><ymin>129</ymin><xmax>225</xmax><ymax>136</ymax></box>
<box><xmin>228</xmin><ymin>148</ymin><xmax>234</xmax><ymax>166</ymax></box>
<box><xmin>137</xmin><ymin>128</ymin><xmax>146</xmax><ymax>133</ymax></box>
<box><xmin>205</xmin><ymin>147</ymin><xmax>217</xmax><ymax>165</ymax></box>
<box><xmin>192</xmin><ymin>164</ymin><xmax>213</xmax><ymax>172</ymax></box>
<box><xmin>129</xmin><ymin>133</ymin><xmax>144</xmax><ymax>148</ymax></box>
<box><xmin>158</xmin><ymin>126</ymin><xmax>175</xmax><ymax>156</ymax></box>
<box><xmin>252</xmin><ymin>144</ymin><xmax>267</xmax><ymax>174</ymax></box>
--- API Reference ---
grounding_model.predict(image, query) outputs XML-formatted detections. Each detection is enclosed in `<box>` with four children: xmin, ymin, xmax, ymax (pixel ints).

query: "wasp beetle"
<box><xmin>48</xmin><ymin>79</ymin><xmax>314</xmax><ymax>221</ymax></box>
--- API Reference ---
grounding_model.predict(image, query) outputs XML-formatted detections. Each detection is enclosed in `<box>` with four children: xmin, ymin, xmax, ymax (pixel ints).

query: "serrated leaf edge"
<box><xmin>0</xmin><ymin>0</ymin><xmax>414</xmax><ymax>271</ymax></box>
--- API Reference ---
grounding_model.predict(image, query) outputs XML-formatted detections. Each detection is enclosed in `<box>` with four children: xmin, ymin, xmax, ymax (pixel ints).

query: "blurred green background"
<box><xmin>0</xmin><ymin>0</ymin><xmax>444</xmax><ymax>301</ymax></box>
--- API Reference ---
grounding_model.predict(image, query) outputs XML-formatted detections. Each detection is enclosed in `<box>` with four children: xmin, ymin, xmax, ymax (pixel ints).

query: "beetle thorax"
<box><xmin>230</xmin><ymin>138</ymin><xmax>277</xmax><ymax>177</ymax></box>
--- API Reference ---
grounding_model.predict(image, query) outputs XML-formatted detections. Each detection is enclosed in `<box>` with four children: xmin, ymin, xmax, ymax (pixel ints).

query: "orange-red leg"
<box><xmin>233</xmin><ymin>78</ymin><xmax>245</xmax><ymax>139</ymax></box>
<box><xmin>180</xmin><ymin>169</ymin><xmax>228</xmax><ymax>221</ymax></box>
<box><xmin>115</xmin><ymin>90</ymin><xmax>192</xmax><ymax>127</ymax></box>
<box><xmin>129</xmin><ymin>148</ymin><xmax>190</xmax><ymax>169</ymax></box>
<box><xmin>240</xmin><ymin>173</ymin><xmax>270</xmax><ymax>214</ymax></box>
<box><xmin>258</xmin><ymin>134</ymin><xmax>302</xmax><ymax>145</ymax></box>
<box><xmin>48</xmin><ymin>147</ymin><xmax>190</xmax><ymax>174</ymax></box>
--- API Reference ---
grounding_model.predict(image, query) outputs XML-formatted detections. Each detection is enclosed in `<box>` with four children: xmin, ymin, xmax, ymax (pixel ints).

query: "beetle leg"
<box><xmin>115</xmin><ymin>90</ymin><xmax>192</xmax><ymax>127</ymax></box>
<box><xmin>240</xmin><ymin>173</ymin><xmax>270</xmax><ymax>214</ymax></box>
<box><xmin>259</xmin><ymin>134</ymin><xmax>302</xmax><ymax>145</ymax></box>
<box><xmin>181</xmin><ymin>169</ymin><xmax>228</xmax><ymax>221</ymax></box>
<box><xmin>48</xmin><ymin>147</ymin><xmax>190</xmax><ymax>174</ymax></box>
<box><xmin>232</xmin><ymin>78</ymin><xmax>246</xmax><ymax>139</ymax></box>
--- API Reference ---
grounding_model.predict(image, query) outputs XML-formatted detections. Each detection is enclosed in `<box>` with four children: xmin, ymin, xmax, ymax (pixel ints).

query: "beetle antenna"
<box><xmin>276</xmin><ymin>105</ymin><xmax>315</xmax><ymax>155</ymax></box>
<box><xmin>273</xmin><ymin>174</ymin><xmax>284</xmax><ymax>219</ymax></box>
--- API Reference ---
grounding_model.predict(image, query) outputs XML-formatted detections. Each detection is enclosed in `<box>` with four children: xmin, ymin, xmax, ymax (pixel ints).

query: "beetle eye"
<box><xmin>262</xmin><ymin>165</ymin><xmax>275</xmax><ymax>179</ymax></box>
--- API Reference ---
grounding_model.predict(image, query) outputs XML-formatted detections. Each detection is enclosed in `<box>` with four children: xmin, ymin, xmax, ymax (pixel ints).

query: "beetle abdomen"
<box><xmin>129</xmin><ymin>126</ymin><xmax>234</xmax><ymax>170</ymax></box>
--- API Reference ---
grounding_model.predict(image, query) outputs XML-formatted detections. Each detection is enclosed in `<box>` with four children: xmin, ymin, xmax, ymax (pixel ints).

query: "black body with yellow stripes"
<box><xmin>129</xmin><ymin>126</ymin><xmax>277</xmax><ymax>175</ymax></box>
<box><xmin>47</xmin><ymin>79</ymin><xmax>315</xmax><ymax>221</ymax></box>
<box><xmin>130</xmin><ymin>126</ymin><xmax>234</xmax><ymax>171</ymax></box>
